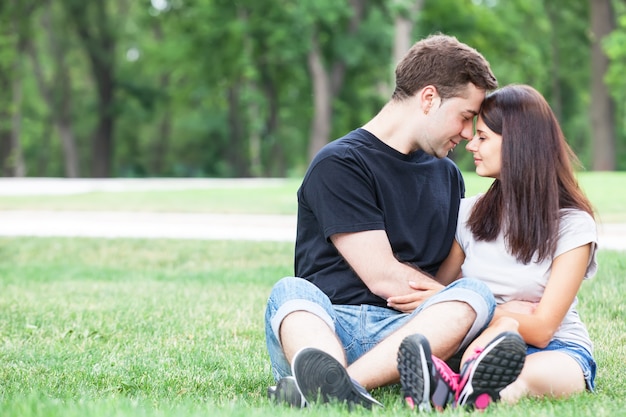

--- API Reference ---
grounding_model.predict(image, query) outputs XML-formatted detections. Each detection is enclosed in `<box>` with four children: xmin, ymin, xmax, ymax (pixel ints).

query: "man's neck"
<box><xmin>362</xmin><ymin>102</ymin><xmax>421</xmax><ymax>155</ymax></box>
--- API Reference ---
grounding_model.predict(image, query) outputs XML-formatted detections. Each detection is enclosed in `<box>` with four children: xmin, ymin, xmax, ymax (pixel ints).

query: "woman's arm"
<box><xmin>492</xmin><ymin>243</ymin><xmax>592</xmax><ymax>348</ymax></box>
<box><xmin>435</xmin><ymin>239</ymin><xmax>465</xmax><ymax>285</ymax></box>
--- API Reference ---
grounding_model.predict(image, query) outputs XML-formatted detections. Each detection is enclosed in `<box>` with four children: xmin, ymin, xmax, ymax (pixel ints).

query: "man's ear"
<box><xmin>420</xmin><ymin>85</ymin><xmax>438</xmax><ymax>115</ymax></box>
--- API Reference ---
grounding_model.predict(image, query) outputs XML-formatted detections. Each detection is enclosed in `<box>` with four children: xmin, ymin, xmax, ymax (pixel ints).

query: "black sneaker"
<box><xmin>267</xmin><ymin>376</ymin><xmax>307</xmax><ymax>408</ymax></box>
<box><xmin>291</xmin><ymin>347</ymin><xmax>383</xmax><ymax>409</ymax></box>
<box><xmin>455</xmin><ymin>331</ymin><xmax>526</xmax><ymax>410</ymax></box>
<box><xmin>397</xmin><ymin>334</ymin><xmax>458</xmax><ymax>412</ymax></box>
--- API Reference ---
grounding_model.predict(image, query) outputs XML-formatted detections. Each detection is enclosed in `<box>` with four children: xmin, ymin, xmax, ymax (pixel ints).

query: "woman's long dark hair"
<box><xmin>467</xmin><ymin>85</ymin><xmax>594</xmax><ymax>264</ymax></box>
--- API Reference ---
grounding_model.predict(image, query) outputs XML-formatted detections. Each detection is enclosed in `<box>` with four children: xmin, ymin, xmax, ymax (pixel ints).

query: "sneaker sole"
<box><xmin>267</xmin><ymin>376</ymin><xmax>306</xmax><ymax>408</ymax></box>
<box><xmin>397</xmin><ymin>334</ymin><xmax>433</xmax><ymax>412</ymax></box>
<box><xmin>457</xmin><ymin>331</ymin><xmax>526</xmax><ymax>409</ymax></box>
<box><xmin>292</xmin><ymin>348</ymin><xmax>380</xmax><ymax>409</ymax></box>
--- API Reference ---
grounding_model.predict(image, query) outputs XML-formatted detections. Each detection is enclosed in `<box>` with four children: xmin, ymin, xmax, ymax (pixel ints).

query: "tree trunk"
<box><xmin>248</xmin><ymin>95</ymin><xmax>263</xmax><ymax>177</ymax></box>
<box><xmin>30</xmin><ymin>41</ymin><xmax>80</xmax><ymax>177</ymax></box>
<box><xmin>64</xmin><ymin>0</ymin><xmax>117</xmax><ymax>177</ymax></box>
<box><xmin>262</xmin><ymin>77</ymin><xmax>285</xmax><ymax>176</ymax></box>
<box><xmin>10</xmin><ymin>56</ymin><xmax>26</xmax><ymax>177</ymax></box>
<box><xmin>0</xmin><ymin>71</ymin><xmax>11</xmax><ymax>176</ymax></box>
<box><xmin>0</xmin><ymin>0</ymin><xmax>32</xmax><ymax>177</ymax></box>
<box><xmin>90</xmin><ymin>56</ymin><xmax>116</xmax><ymax>178</ymax></box>
<box><xmin>545</xmin><ymin>3</ymin><xmax>563</xmax><ymax>121</ymax></box>
<box><xmin>387</xmin><ymin>0</ymin><xmax>425</xmax><ymax>98</ymax></box>
<box><xmin>149</xmin><ymin>23</ymin><xmax>171</xmax><ymax>176</ymax></box>
<box><xmin>227</xmin><ymin>85</ymin><xmax>249</xmax><ymax>176</ymax></box>
<box><xmin>37</xmin><ymin>117</ymin><xmax>53</xmax><ymax>175</ymax></box>
<box><xmin>306</xmin><ymin>34</ymin><xmax>332</xmax><ymax>162</ymax></box>
<box><xmin>306</xmin><ymin>0</ymin><xmax>366</xmax><ymax>161</ymax></box>
<box><xmin>150</xmin><ymin>104</ymin><xmax>172</xmax><ymax>175</ymax></box>
<box><xmin>29</xmin><ymin>1</ymin><xmax>80</xmax><ymax>177</ymax></box>
<box><xmin>590</xmin><ymin>0</ymin><xmax>616</xmax><ymax>170</ymax></box>
<box><xmin>392</xmin><ymin>0</ymin><xmax>425</xmax><ymax>64</ymax></box>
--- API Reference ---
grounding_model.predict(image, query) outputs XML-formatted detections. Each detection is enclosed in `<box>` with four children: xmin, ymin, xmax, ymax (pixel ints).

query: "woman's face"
<box><xmin>466</xmin><ymin>115</ymin><xmax>503</xmax><ymax>179</ymax></box>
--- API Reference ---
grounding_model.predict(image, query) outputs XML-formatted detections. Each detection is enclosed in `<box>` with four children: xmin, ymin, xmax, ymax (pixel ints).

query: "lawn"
<box><xmin>0</xmin><ymin>238</ymin><xmax>624</xmax><ymax>417</ymax></box>
<box><xmin>0</xmin><ymin>173</ymin><xmax>624</xmax><ymax>417</ymax></box>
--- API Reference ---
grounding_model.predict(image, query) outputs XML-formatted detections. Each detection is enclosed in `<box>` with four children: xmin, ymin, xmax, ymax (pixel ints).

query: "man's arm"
<box><xmin>331</xmin><ymin>230</ymin><xmax>443</xmax><ymax>312</ymax></box>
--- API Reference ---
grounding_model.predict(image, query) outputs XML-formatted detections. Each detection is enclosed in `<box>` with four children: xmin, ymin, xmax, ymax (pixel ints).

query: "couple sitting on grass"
<box><xmin>264</xmin><ymin>34</ymin><xmax>597</xmax><ymax>411</ymax></box>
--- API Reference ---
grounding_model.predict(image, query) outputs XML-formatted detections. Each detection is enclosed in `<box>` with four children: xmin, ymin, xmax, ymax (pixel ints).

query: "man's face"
<box><xmin>421</xmin><ymin>84</ymin><xmax>485</xmax><ymax>159</ymax></box>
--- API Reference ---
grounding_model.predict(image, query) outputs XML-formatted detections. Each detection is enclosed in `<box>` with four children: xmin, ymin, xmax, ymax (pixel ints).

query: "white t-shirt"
<box><xmin>456</xmin><ymin>195</ymin><xmax>598</xmax><ymax>353</ymax></box>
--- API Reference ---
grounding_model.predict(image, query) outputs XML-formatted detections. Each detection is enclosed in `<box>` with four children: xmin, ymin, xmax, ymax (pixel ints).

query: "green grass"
<box><xmin>0</xmin><ymin>173</ymin><xmax>624</xmax><ymax>416</ymax></box>
<box><xmin>0</xmin><ymin>238</ymin><xmax>625</xmax><ymax>417</ymax></box>
<box><xmin>0</xmin><ymin>238</ymin><xmax>295</xmax><ymax>416</ymax></box>
<box><xmin>0</xmin><ymin>172</ymin><xmax>623</xmax><ymax>221</ymax></box>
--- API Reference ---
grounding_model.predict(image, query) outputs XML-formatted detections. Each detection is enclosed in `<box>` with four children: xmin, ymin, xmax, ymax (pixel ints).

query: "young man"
<box><xmin>265</xmin><ymin>34</ymin><xmax>524</xmax><ymax>411</ymax></box>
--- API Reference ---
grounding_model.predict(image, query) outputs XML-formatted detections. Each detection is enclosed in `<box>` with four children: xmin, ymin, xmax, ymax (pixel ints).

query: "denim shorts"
<box><xmin>264</xmin><ymin>276</ymin><xmax>495</xmax><ymax>381</ymax></box>
<box><xmin>527</xmin><ymin>339</ymin><xmax>596</xmax><ymax>391</ymax></box>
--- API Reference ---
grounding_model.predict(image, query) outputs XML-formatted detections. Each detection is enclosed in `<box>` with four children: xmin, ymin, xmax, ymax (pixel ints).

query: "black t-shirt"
<box><xmin>294</xmin><ymin>128</ymin><xmax>465</xmax><ymax>308</ymax></box>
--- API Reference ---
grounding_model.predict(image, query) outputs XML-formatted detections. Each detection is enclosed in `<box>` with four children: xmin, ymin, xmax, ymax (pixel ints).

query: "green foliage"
<box><xmin>604</xmin><ymin>1</ymin><xmax>626</xmax><ymax>169</ymax></box>
<box><xmin>434</xmin><ymin>0</ymin><xmax>593</xmax><ymax>171</ymax></box>
<box><xmin>1</xmin><ymin>0</ymin><xmax>625</xmax><ymax>176</ymax></box>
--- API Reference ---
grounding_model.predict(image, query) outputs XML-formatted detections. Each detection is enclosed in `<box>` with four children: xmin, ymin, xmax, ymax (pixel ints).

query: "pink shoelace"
<box><xmin>431</xmin><ymin>355</ymin><xmax>460</xmax><ymax>391</ymax></box>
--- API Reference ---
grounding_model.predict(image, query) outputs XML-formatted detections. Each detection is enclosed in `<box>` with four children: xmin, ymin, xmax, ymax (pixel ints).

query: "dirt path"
<box><xmin>0</xmin><ymin>178</ymin><xmax>622</xmax><ymax>250</ymax></box>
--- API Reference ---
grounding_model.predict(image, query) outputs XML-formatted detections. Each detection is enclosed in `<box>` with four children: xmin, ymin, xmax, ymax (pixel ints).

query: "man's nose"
<box><xmin>466</xmin><ymin>136</ymin><xmax>478</xmax><ymax>151</ymax></box>
<box><xmin>461</xmin><ymin>122</ymin><xmax>474</xmax><ymax>141</ymax></box>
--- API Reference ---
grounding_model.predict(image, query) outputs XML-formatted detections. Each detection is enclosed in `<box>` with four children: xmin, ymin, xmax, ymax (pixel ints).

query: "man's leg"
<box><xmin>265</xmin><ymin>277</ymin><xmax>381</xmax><ymax>408</ymax></box>
<box><xmin>265</xmin><ymin>277</ymin><xmax>340</xmax><ymax>381</ymax></box>
<box><xmin>280</xmin><ymin>311</ymin><xmax>346</xmax><ymax>366</ymax></box>
<box><xmin>348</xmin><ymin>278</ymin><xmax>495</xmax><ymax>389</ymax></box>
<box><xmin>349</xmin><ymin>301</ymin><xmax>474</xmax><ymax>388</ymax></box>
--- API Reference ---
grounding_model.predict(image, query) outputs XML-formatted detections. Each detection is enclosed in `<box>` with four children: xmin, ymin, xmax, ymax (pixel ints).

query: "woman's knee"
<box><xmin>490</xmin><ymin>316</ymin><xmax>520</xmax><ymax>332</ymax></box>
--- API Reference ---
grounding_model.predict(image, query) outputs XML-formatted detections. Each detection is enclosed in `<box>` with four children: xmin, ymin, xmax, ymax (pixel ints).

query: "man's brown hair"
<box><xmin>393</xmin><ymin>34</ymin><xmax>497</xmax><ymax>101</ymax></box>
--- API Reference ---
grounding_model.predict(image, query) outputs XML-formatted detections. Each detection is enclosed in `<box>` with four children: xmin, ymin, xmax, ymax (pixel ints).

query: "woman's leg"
<box><xmin>460</xmin><ymin>316</ymin><xmax>519</xmax><ymax>365</ymax></box>
<box><xmin>500</xmin><ymin>350</ymin><xmax>586</xmax><ymax>403</ymax></box>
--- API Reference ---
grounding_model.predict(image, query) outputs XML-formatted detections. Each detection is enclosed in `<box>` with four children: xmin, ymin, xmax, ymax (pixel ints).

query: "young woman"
<box><xmin>435</xmin><ymin>84</ymin><xmax>598</xmax><ymax>403</ymax></box>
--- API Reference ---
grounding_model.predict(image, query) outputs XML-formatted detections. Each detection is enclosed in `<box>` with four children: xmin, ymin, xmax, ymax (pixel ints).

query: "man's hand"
<box><xmin>385</xmin><ymin>280</ymin><xmax>443</xmax><ymax>313</ymax></box>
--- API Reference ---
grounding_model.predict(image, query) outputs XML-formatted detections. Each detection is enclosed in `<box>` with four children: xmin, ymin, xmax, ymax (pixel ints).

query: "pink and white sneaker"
<box><xmin>455</xmin><ymin>331</ymin><xmax>526</xmax><ymax>410</ymax></box>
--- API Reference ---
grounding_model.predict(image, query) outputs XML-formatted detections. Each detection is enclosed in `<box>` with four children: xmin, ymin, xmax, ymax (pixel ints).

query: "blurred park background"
<box><xmin>0</xmin><ymin>0</ymin><xmax>624</xmax><ymax>179</ymax></box>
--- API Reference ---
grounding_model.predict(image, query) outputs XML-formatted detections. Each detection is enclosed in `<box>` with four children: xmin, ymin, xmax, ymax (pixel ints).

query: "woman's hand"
<box><xmin>386</xmin><ymin>280</ymin><xmax>443</xmax><ymax>313</ymax></box>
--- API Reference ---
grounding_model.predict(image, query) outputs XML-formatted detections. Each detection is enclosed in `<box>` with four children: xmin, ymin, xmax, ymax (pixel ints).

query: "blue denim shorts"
<box><xmin>264</xmin><ymin>276</ymin><xmax>495</xmax><ymax>381</ymax></box>
<box><xmin>527</xmin><ymin>339</ymin><xmax>596</xmax><ymax>391</ymax></box>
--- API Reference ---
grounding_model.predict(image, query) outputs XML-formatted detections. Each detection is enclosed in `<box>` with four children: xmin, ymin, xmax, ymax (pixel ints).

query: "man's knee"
<box><xmin>418</xmin><ymin>278</ymin><xmax>495</xmax><ymax>348</ymax></box>
<box><xmin>423</xmin><ymin>278</ymin><xmax>495</xmax><ymax>321</ymax></box>
<box><xmin>266</xmin><ymin>277</ymin><xmax>335</xmax><ymax>340</ymax></box>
